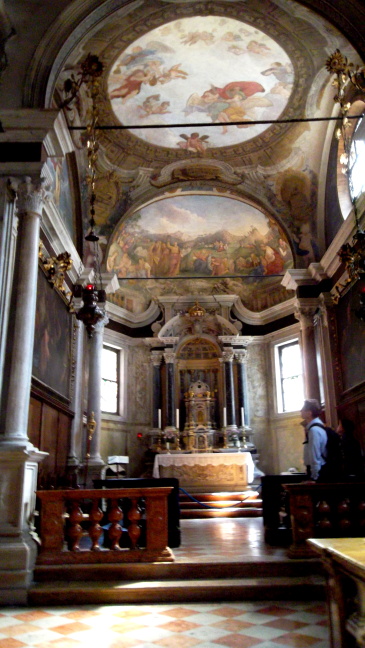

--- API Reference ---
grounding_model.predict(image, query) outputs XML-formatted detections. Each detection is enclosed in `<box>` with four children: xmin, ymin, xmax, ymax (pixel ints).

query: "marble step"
<box><xmin>34</xmin><ymin>558</ymin><xmax>323</xmax><ymax>582</ymax></box>
<box><xmin>179</xmin><ymin>490</ymin><xmax>260</xmax><ymax>502</ymax></box>
<box><xmin>28</xmin><ymin>574</ymin><xmax>325</xmax><ymax>606</ymax></box>
<box><xmin>179</xmin><ymin>499</ymin><xmax>262</xmax><ymax>508</ymax></box>
<box><xmin>180</xmin><ymin>507</ymin><xmax>263</xmax><ymax>518</ymax></box>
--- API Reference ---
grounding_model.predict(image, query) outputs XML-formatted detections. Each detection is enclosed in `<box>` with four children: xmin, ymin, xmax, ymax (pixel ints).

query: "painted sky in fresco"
<box><xmin>106</xmin><ymin>194</ymin><xmax>294</xmax><ymax>281</ymax></box>
<box><xmin>107</xmin><ymin>16</ymin><xmax>294</xmax><ymax>149</ymax></box>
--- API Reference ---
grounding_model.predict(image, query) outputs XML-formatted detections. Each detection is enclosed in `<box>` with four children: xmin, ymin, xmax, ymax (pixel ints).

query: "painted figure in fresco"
<box><xmin>180</xmin><ymin>31</ymin><xmax>215</xmax><ymax>46</ymax></box>
<box><xmin>193</xmin><ymin>250</ymin><xmax>212</xmax><ymax>274</ymax></box>
<box><xmin>110</xmin><ymin>66</ymin><xmax>159</xmax><ymax>102</ymax></box>
<box><xmin>247</xmin><ymin>40</ymin><xmax>271</xmax><ymax>55</ymax></box>
<box><xmin>148</xmin><ymin>240</ymin><xmax>163</xmax><ymax>275</ymax></box>
<box><xmin>261</xmin><ymin>61</ymin><xmax>294</xmax><ymax>84</ymax></box>
<box><xmin>260</xmin><ymin>243</ymin><xmax>285</xmax><ymax>275</ymax></box>
<box><xmin>138</xmin><ymin>94</ymin><xmax>171</xmax><ymax>116</ymax></box>
<box><xmin>177</xmin><ymin>132</ymin><xmax>209</xmax><ymax>153</ymax></box>
<box><xmin>158</xmin><ymin>63</ymin><xmax>188</xmax><ymax>84</ymax></box>
<box><xmin>134</xmin><ymin>258</ymin><xmax>151</xmax><ymax>278</ymax></box>
<box><xmin>211</xmin><ymin>256</ymin><xmax>231</xmax><ymax>276</ymax></box>
<box><xmin>166</xmin><ymin>240</ymin><xmax>182</xmax><ymax>276</ymax></box>
<box><xmin>293</xmin><ymin>223</ymin><xmax>319</xmax><ymax>267</ymax></box>
<box><xmin>184</xmin><ymin>81</ymin><xmax>270</xmax><ymax>133</ymax></box>
<box><xmin>110</xmin><ymin>59</ymin><xmax>187</xmax><ymax>103</ymax></box>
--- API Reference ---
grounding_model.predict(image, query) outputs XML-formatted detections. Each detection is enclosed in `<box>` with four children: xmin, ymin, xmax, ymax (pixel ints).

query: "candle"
<box><xmin>223</xmin><ymin>407</ymin><xmax>227</xmax><ymax>428</ymax></box>
<box><xmin>241</xmin><ymin>407</ymin><xmax>245</xmax><ymax>427</ymax></box>
<box><xmin>158</xmin><ymin>409</ymin><xmax>161</xmax><ymax>429</ymax></box>
<box><xmin>176</xmin><ymin>408</ymin><xmax>179</xmax><ymax>429</ymax></box>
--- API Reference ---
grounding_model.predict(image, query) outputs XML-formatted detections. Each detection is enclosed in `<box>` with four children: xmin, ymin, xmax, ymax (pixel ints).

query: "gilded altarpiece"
<box><xmin>176</xmin><ymin>338</ymin><xmax>223</xmax><ymax>444</ymax></box>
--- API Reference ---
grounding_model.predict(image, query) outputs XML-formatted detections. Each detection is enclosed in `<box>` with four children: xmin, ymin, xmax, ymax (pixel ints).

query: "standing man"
<box><xmin>301</xmin><ymin>399</ymin><xmax>327</xmax><ymax>481</ymax></box>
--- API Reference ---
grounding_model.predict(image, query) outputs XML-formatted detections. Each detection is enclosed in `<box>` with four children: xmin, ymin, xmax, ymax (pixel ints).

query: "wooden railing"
<box><xmin>283</xmin><ymin>482</ymin><xmax>365</xmax><ymax>558</ymax></box>
<box><xmin>36</xmin><ymin>487</ymin><xmax>174</xmax><ymax>565</ymax></box>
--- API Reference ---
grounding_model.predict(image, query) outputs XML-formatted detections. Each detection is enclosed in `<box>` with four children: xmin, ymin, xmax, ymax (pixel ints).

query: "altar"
<box><xmin>152</xmin><ymin>451</ymin><xmax>255</xmax><ymax>493</ymax></box>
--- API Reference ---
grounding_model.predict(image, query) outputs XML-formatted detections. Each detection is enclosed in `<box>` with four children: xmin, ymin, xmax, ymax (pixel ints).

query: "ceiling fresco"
<box><xmin>49</xmin><ymin>0</ymin><xmax>361</xmax><ymax>317</ymax></box>
<box><xmin>106</xmin><ymin>193</ymin><xmax>294</xmax><ymax>312</ymax></box>
<box><xmin>107</xmin><ymin>15</ymin><xmax>294</xmax><ymax>150</ymax></box>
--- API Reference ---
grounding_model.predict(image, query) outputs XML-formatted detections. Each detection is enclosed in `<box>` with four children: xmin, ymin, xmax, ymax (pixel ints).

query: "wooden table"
<box><xmin>308</xmin><ymin>538</ymin><xmax>365</xmax><ymax>648</ymax></box>
<box><xmin>153</xmin><ymin>451</ymin><xmax>255</xmax><ymax>492</ymax></box>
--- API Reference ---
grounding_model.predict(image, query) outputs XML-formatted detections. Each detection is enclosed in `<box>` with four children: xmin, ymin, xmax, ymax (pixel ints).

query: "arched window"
<box><xmin>337</xmin><ymin>100</ymin><xmax>365</xmax><ymax>218</ymax></box>
<box><xmin>349</xmin><ymin>114</ymin><xmax>365</xmax><ymax>201</ymax></box>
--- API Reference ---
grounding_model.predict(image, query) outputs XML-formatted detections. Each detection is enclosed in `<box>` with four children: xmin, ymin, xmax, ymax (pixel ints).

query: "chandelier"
<box><xmin>60</xmin><ymin>54</ymin><xmax>107</xmax><ymax>337</ymax></box>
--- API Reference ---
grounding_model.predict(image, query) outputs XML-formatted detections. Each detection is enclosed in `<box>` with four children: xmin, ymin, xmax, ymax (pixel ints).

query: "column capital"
<box><xmin>222</xmin><ymin>348</ymin><xmax>234</xmax><ymax>362</ymax></box>
<box><xmin>11</xmin><ymin>176</ymin><xmax>51</xmax><ymax>217</ymax></box>
<box><xmin>235</xmin><ymin>350</ymin><xmax>248</xmax><ymax>363</ymax></box>
<box><xmin>91</xmin><ymin>313</ymin><xmax>109</xmax><ymax>334</ymax></box>
<box><xmin>294</xmin><ymin>298</ymin><xmax>321</xmax><ymax>329</ymax></box>
<box><xmin>164</xmin><ymin>351</ymin><xmax>175</xmax><ymax>364</ymax></box>
<box><xmin>151</xmin><ymin>351</ymin><xmax>163</xmax><ymax>366</ymax></box>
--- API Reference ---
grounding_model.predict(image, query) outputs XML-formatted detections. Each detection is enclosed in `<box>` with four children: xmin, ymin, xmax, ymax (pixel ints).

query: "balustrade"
<box><xmin>284</xmin><ymin>482</ymin><xmax>365</xmax><ymax>558</ymax></box>
<box><xmin>36</xmin><ymin>487</ymin><xmax>174</xmax><ymax>565</ymax></box>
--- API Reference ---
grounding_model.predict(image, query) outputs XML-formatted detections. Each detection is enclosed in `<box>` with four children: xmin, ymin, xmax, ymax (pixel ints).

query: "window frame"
<box><xmin>101</xmin><ymin>343</ymin><xmax>122</xmax><ymax>416</ymax></box>
<box><xmin>274</xmin><ymin>337</ymin><xmax>304</xmax><ymax>415</ymax></box>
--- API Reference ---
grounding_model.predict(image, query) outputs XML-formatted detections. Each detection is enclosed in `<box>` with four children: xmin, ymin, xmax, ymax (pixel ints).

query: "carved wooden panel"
<box><xmin>28</xmin><ymin>395</ymin><xmax>73</xmax><ymax>488</ymax></box>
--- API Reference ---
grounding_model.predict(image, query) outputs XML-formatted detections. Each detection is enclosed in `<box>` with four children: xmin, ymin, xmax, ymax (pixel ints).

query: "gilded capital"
<box><xmin>13</xmin><ymin>176</ymin><xmax>51</xmax><ymax>217</ymax></box>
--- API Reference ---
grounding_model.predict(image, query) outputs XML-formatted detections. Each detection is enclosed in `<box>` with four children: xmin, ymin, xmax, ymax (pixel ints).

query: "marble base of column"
<box><xmin>83</xmin><ymin>459</ymin><xmax>106</xmax><ymax>488</ymax></box>
<box><xmin>0</xmin><ymin>445</ymin><xmax>46</xmax><ymax>604</ymax></box>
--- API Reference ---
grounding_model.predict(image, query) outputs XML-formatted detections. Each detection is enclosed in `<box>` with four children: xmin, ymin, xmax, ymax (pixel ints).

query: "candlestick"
<box><xmin>158</xmin><ymin>409</ymin><xmax>161</xmax><ymax>429</ymax></box>
<box><xmin>223</xmin><ymin>407</ymin><xmax>227</xmax><ymax>428</ymax></box>
<box><xmin>241</xmin><ymin>406</ymin><xmax>245</xmax><ymax>427</ymax></box>
<box><xmin>176</xmin><ymin>408</ymin><xmax>179</xmax><ymax>429</ymax></box>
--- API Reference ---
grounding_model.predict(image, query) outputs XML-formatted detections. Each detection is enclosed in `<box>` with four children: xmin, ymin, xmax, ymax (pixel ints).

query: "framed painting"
<box><xmin>32</xmin><ymin>267</ymin><xmax>73</xmax><ymax>402</ymax></box>
<box><xmin>45</xmin><ymin>152</ymin><xmax>84</xmax><ymax>257</ymax></box>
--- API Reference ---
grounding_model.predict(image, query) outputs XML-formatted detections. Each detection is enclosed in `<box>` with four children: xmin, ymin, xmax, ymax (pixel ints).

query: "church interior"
<box><xmin>1</xmin><ymin>0</ymin><xmax>365</xmax><ymax>641</ymax></box>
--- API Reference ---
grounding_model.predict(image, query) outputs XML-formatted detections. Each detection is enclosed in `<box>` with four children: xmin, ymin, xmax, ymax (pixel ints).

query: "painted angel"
<box><xmin>177</xmin><ymin>132</ymin><xmax>209</xmax><ymax>154</ymax></box>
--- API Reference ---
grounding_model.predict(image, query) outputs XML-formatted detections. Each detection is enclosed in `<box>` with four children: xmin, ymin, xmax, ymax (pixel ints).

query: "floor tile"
<box><xmin>272</xmin><ymin>633</ymin><xmax>322</xmax><ymax>647</ymax></box>
<box><xmin>263</xmin><ymin>619</ymin><xmax>308</xmax><ymax>631</ymax></box>
<box><xmin>213</xmin><ymin>634</ymin><xmax>263</xmax><ymax>647</ymax></box>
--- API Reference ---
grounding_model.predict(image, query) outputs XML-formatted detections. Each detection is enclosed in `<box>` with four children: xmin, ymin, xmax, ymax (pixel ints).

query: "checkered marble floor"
<box><xmin>0</xmin><ymin>601</ymin><xmax>329</xmax><ymax>648</ymax></box>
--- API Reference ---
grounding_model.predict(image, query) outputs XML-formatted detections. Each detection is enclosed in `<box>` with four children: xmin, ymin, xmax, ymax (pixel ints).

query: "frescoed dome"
<box><xmin>107</xmin><ymin>15</ymin><xmax>294</xmax><ymax>149</ymax></box>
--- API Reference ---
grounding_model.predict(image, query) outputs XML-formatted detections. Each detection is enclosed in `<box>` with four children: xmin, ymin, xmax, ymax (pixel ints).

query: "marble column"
<box><xmin>295</xmin><ymin>298</ymin><xmax>321</xmax><ymax>404</ymax></box>
<box><xmin>222</xmin><ymin>348</ymin><xmax>237</xmax><ymax>430</ymax></box>
<box><xmin>235</xmin><ymin>350</ymin><xmax>249</xmax><ymax>427</ymax></box>
<box><xmin>151</xmin><ymin>351</ymin><xmax>163</xmax><ymax>429</ymax></box>
<box><xmin>4</xmin><ymin>178</ymin><xmax>50</xmax><ymax>443</ymax></box>
<box><xmin>314</xmin><ymin>295</ymin><xmax>339</xmax><ymax>427</ymax></box>
<box><xmin>0</xmin><ymin>176</ymin><xmax>48</xmax><ymax>604</ymax></box>
<box><xmin>67</xmin><ymin>318</ymin><xmax>84</xmax><ymax>485</ymax></box>
<box><xmin>164</xmin><ymin>350</ymin><xmax>176</xmax><ymax>430</ymax></box>
<box><xmin>85</xmin><ymin>315</ymin><xmax>108</xmax><ymax>484</ymax></box>
<box><xmin>0</xmin><ymin>179</ymin><xmax>18</xmax><ymax>408</ymax></box>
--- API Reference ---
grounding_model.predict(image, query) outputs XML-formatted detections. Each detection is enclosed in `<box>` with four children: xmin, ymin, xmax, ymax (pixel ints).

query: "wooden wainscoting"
<box><xmin>28</xmin><ymin>386</ymin><xmax>73</xmax><ymax>489</ymax></box>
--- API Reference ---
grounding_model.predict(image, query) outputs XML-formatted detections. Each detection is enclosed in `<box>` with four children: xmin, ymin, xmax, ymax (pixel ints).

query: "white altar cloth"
<box><xmin>153</xmin><ymin>451</ymin><xmax>255</xmax><ymax>491</ymax></box>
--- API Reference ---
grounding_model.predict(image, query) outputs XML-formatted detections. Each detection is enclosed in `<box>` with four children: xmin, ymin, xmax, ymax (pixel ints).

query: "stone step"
<box><xmin>34</xmin><ymin>557</ymin><xmax>323</xmax><ymax>583</ymax></box>
<box><xmin>28</xmin><ymin>575</ymin><xmax>325</xmax><ymax>606</ymax></box>
<box><xmin>179</xmin><ymin>499</ymin><xmax>262</xmax><ymax>509</ymax></box>
<box><xmin>180</xmin><ymin>507</ymin><xmax>263</xmax><ymax>518</ymax></box>
<box><xmin>179</xmin><ymin>490</ymin><xmax>260</xmax><ymax>502</ymax></box>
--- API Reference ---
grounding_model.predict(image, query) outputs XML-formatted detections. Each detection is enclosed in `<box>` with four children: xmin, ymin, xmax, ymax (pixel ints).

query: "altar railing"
<box><xmin>35</xmin><ymin>487</ymin><xmax>174</xmax><ymax>565</ymax></box>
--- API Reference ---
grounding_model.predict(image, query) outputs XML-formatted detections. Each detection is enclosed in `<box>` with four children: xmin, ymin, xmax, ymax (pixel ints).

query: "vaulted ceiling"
<box><xmin>4</xmin><ymin>0</ymin><xmax>364</xmax><ymax>322</ymax></box>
